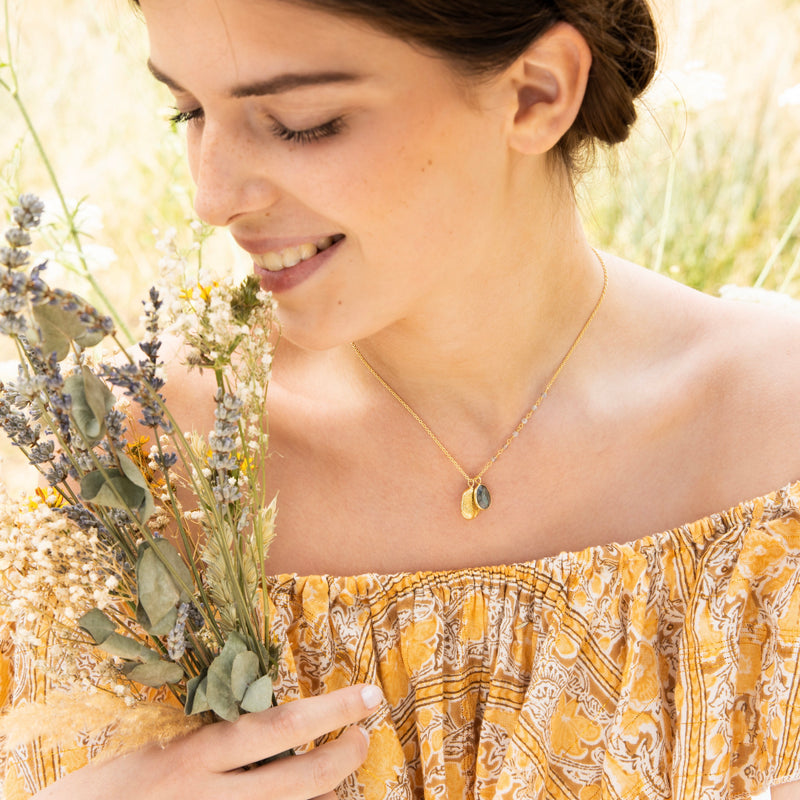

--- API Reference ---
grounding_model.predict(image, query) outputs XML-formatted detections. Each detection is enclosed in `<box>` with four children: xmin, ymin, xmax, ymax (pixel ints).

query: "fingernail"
<box><xmin>360</xmin><ymin>685</ymin><xmax>383</xmax><ymax>709</ymax></box>
<box><xmin>358</xmin><ymin>725</ymin><xmax>371</xmax><ymax>745</ymax></box>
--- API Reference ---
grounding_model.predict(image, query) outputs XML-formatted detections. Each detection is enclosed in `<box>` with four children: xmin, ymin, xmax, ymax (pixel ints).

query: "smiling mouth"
<box><xmin>252</xmin><ymin>234</ymin><xmax>345</xmax><ymax>272</ymax></box>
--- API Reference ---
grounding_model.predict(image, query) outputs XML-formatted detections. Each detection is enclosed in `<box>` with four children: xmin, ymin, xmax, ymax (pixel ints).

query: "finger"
<box><xmin>233</xmin><ymin>725</ymin><xmax>370</xmax><ymax>800</ymax></box>
<box><xmin>189</xmin><ymin>684</ymin><xmax>382</xmax><ymax>773</ymax></box>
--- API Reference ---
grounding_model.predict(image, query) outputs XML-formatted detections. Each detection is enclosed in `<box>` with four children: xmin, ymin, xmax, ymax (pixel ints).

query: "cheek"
<box><xmin>334</xmin><ymin>119</ymin><xmax>484</xmax><ymax>226</ymax></box>
<box><xmin>352</xmin><ymin>123</ymin><xmax>500</xmax><ymax>256</ymax></box>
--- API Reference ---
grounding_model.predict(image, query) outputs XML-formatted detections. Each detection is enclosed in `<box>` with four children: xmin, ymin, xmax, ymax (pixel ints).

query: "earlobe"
<box><xmin>507</xmin><ymin>23</ymin><xmax>592</xmax><ymax>156</ymax></box>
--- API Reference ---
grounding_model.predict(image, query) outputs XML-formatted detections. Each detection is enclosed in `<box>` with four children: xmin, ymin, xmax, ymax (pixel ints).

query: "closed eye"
<box><xmin>270</xmin><ymin>117</ymin><xmax>346</xmax><ymax>145</ymax></box>
<box><xmin>168</xmin><ymin>107</ymin><xmax>346</xmax><ymax>145</ymax></box>
<box><xmin>168</xmin><ymin>107</ymin><xmax>204</xmax><ymax>126</ymax></box>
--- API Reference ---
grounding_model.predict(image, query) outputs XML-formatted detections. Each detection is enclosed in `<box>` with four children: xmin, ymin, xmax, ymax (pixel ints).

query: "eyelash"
<box><xmin>270</xmin><ymin>117</ymin><xmax>345</xmax><ymax>144</ymax></box>
<box><xmin>168</xmin><ymin>108</ymin><xmax>203</xmax><ymax>126</ymax></box>
<box><xmin>168</xmin><ymin>108</ymin><xmax>346</xmax><ymax>144</ymax></box>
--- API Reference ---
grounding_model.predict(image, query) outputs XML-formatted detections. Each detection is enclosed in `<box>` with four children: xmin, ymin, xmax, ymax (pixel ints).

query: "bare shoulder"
<box><xmin>611</xmin><ymin>256</ymin><xmax>800</xmax><ymax>498</ymax></box>
<box><xmin>688</xmin><ymin>280</ymin><xmax>800</xmax><ymax>440</ymax></box>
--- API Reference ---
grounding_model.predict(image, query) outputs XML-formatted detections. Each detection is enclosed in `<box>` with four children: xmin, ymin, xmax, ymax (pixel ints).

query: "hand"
<box><xmin>34</xmin><ymin>684</ymin><xmax>383</xmax><ymax>800</ymax></box>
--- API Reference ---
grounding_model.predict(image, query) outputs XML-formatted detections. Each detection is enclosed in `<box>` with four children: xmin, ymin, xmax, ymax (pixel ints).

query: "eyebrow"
<box><xmin>147</xmin><ymin>61</ymin><xmax>363</xmax><ymax>97</ymax></box>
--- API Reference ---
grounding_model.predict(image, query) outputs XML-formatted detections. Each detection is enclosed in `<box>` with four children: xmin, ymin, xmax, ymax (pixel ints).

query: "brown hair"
<box><xmin>133</xmin><ymin>0</ymin><xmax>658</xmax><ymax>166</ymax></box>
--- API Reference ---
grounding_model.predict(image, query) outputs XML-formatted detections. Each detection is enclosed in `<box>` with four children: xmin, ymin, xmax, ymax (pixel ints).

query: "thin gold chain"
<box><xmin>351</xmin><ymin>251</ymin><xmax>608</xmax><ymax>488</ymax></box>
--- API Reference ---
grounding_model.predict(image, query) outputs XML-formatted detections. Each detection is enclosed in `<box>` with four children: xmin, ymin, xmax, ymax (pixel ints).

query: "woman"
<box><xmin>19</xmin><ymin>0</ymin><xmax>800</xmax><ymax>797</ymax></box>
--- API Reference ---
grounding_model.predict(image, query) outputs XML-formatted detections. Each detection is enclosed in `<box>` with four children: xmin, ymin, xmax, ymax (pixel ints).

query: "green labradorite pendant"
<box><xmin>474</xmin><ymin>483</ymin><xmax>491</xmax><ymax>511</ymax></box>
<box><xmin>460</xmin><ymin>483</ymin><xmax>491</xmax><ymax>520</ymax></box>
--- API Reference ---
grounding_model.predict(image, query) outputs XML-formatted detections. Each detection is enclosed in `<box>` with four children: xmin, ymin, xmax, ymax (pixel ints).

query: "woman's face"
<box><xmin>141</xmin><ymin>0</ymin><xmax>517</xmax><ymax>350</ymax></box>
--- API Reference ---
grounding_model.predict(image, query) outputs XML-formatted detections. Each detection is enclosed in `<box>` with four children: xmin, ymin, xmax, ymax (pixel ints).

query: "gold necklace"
<box><xmin>351</xmin><ymin>251</ymin><xmax>608</xmax><ymax>520</ymax></box>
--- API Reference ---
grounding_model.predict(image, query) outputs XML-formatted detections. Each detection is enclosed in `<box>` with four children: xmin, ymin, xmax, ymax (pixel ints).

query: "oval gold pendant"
<box><xmin>460</xmin><ymin>487</ymin><xmax>479</xmax><ymax>520</ymax></box>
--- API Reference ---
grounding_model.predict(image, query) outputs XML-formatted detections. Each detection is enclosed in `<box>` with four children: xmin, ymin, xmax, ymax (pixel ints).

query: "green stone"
<box><xmin>474</xmin><ymin>484</ymin><xmax>491</xmax><ymax>510</ymax></box>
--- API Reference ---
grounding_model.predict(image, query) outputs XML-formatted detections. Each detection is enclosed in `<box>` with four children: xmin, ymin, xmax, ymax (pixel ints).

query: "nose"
<box><xmin>190</xmin><ymin>121</ymin><xmax>280</xmax><ymax>227</ymax></box>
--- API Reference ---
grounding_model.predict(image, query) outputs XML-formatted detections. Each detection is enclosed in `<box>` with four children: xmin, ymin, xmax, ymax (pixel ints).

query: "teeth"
<box><xmin>282</xmin><ymin>246</ymin><xmax>303</xmax><ymax>267</ymax></box>
<box><xmin>260</xmin><ymin>251</ymin><xmax>284</xmax><ymax>270</ymax></box>
<box><xmin>255</xmin><ymin>235</ymin><xmax>342</xmax><ymax>272</ymax></box>
<box><xmin>298</xmin><ymin>243</ymin><xmax>317</xmax><ymax>260</ymax></box>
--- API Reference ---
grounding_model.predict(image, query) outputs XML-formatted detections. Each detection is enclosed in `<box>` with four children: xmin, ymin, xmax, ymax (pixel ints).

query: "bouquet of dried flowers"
<box><xmin>0</xmin><ymin>193</ymin><xmax>280</xmax><ymax>759</ymax></box>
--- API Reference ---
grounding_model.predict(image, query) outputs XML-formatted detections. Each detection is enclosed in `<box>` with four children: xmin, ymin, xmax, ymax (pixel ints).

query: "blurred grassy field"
<box><xmin>0</xmin><ymin>0</ymin><xmax>799</xmax><ymax>494</ymax></box>
<box><xmin>583</xmin><ymin>0</ymin><xmax>800</xmax><ymax>293</ymax></box>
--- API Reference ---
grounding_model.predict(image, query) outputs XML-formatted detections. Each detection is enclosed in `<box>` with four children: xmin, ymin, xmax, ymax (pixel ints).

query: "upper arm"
<box><xmin>770</xmin><ymin>779</ymin><xmax>800</xmax><ymax>799</ymax></box>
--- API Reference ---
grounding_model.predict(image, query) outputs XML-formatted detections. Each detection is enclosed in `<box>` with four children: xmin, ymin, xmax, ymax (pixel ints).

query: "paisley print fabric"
<box><xmin>268</xmin><ymin>482</ymin><xmax>800</xmax><ymax>800</ymax></box>
<box><xmin>3</xmin><ymin>482</ymin><xmax>800</xmax><ymax>798</ymax></box>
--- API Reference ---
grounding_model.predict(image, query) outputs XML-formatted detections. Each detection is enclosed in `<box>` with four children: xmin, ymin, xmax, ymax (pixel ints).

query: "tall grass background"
<box><xmin>0</xmin><ymin>0</ymin><xmax>799</xmax><ymax>496</ymax></box>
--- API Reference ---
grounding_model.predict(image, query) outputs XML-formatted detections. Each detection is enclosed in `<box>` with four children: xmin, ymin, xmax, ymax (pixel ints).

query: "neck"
<box><xmin>349</xmin><ymin>196</ymin><xmax>607</xmax><ymax>459</ymax></box>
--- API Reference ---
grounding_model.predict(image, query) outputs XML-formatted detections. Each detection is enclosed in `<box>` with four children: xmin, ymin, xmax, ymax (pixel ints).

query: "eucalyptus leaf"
<box><xmin>122</xmin><ymin>660</ymin><xmax>184</xmax><ymax>688</ymax></box>
<box><xmin>206</xmin><ymin>673</ymin><xmax>239</xmax><ymax>722</ymax></box>
<box><xmin>95</xmin><ymin>632</ymin><xmax>160</xmax><ymax>663</ymax></box>
<box><xmin>64</xmin><ymin>367</ymin><xmax>115</xmax><ymax>444</ymax></box>
<box><xmin>78</xmin><ymin>608</ymin><xmax>117</xmax><ymax>645</ymax></box>
<box><xmin>185</xmin><ymin>675</ymin><xmax>211</xmax><ymax>715</ymax></box>
<box><xmin>31</xmin><ymin>304</ymin><xmax>76</xmax><ymax>362</ymax></box>
<box><xmin>216</xmin><ymin>632</ymin><xmax>249</xmax><ymax>666</ymax></box>
<box><xmin>80</xmin><ymin>468</ymin><xmax>145</xmax><ymax>515</ymax></box>
<box><xmin>80</xmin><ymin>453</ymin><xmax>153</xmax><ymax>522</ymax></box>
<box><xmin>240</xmin><ymin>674</ymin><xmax>274</xmax><ymax>714</ymax></box>
<box><xmin>206</xmin><ymin>633</ymin><xmax>249</xmax><ymax>722</ymax></box>
<box><xmin>230</xmin><ymin>651</ymin><xmax>259</xmax><ymax>702</ymax></box>
<box><xmin>137</xmin><ymin>539</ymin><xmax>194</xmax><ymax>602</ymax></box>
<box><xmin>137</xmin><ymin>549</ymin><xmax>181</xmax><ymax>636</ymax></box>
<box><xmin>135</xmin><ymin>539</ymin><xmax>193</xmax><ymax>635</ymax></box>
<box><xmin>117</xmin><ymin>453</ymin><xmax>155</xmax><ymax>522</ymax></box>
<box><xmin>32</xmin><ymin>297</ymin><xmax>105</xmax><ymax>361</ymax></box>
<box><xmin>138</xmin><ymin>605</ymin><xmax>178</xmax><ymax>638</ymax></box>
<box><xmin>185</xmin><ymin>674</ymin><xmax>201</xmax><ymax>707</ymax></box>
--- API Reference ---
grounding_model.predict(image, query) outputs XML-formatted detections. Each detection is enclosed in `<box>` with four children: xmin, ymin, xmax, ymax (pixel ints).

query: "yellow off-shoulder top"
<box><xmin>3</xmin><ymin>482</ymin><xmax>800</xmax><ymax>799</ymax></box>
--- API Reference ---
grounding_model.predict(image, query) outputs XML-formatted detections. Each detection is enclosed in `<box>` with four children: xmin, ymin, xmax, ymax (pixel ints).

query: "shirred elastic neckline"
<box><xmin>270</xmin><ymin>479</ymin><xmax>800</xmax><ymax>583</ymax></box>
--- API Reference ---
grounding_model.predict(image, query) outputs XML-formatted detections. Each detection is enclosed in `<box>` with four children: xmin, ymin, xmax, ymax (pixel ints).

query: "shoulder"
<box><xmin>682</xmin><ymin>279</ymin><xmax>800</xmax><ymax>441</ymax></box>
<box><xmin>606</xmin><ymin>254</ymin><xmax>800</xmax><ymax>402</ymax></box>
<box><xmin>703</xmin><ymin>290</ymin><xmax>800</xmax><ymax>493</ymax></box>
<box><xmin>605</xmin><ymin>256</ymin><xmax>800</xmax><ymax>500</ymax></box>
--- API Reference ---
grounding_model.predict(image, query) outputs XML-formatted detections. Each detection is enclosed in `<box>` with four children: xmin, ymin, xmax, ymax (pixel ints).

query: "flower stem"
<box><xmin>1</xmin><ymin>0</ymin><xmax>134</xmax><ymax>341</ymax></box>
<box><xmin>652</xmin><ymin>143</ymin><xmax>678</xmax><ymax>275</ymax></box>
<box><xmin>754</xmin><ymin>200</ymin><xmax>800</xmax><ymax>289</ymax></box>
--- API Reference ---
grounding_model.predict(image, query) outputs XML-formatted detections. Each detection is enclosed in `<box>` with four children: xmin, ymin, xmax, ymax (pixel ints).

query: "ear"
<box><xmin>504</xmin><ymin>23</ymin><xmax>592</xmax><ymax>155</ymax></box>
